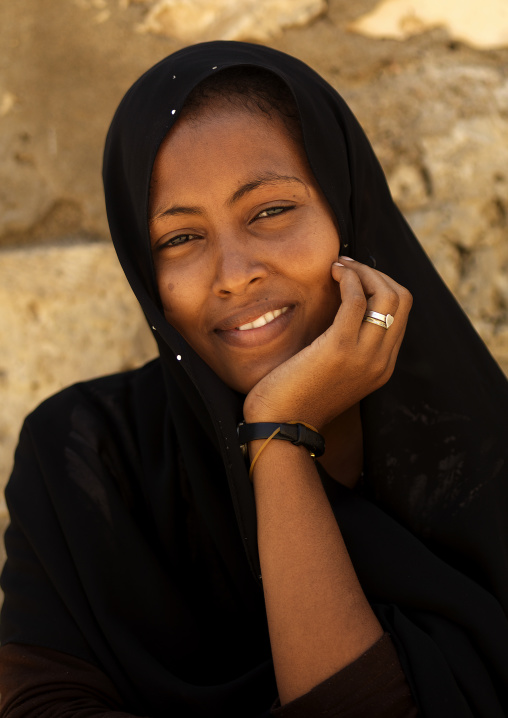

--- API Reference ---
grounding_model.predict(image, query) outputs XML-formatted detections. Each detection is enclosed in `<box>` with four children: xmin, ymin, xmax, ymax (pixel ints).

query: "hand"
<box><xmin>243</xmin><ymin>257</ymin><xmax>412</xmax><ymax>429</ymax></box>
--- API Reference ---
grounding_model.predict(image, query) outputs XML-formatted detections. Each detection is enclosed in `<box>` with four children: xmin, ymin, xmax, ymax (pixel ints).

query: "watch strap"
<box><xmin>237</xmin><ymin>421</ymin><xmax>325</xmax><ymax>457</ymax></box>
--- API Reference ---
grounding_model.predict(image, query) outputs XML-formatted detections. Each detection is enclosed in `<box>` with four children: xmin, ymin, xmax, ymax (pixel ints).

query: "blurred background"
<box><xmin>1</xmin><ymin>0</ymin><xmax>508</xmax><ymax>576</ymax></box>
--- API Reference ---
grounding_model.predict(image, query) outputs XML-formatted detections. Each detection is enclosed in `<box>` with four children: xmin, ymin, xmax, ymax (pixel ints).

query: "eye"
<box><xmin>255</xmin><ymin>205</ymin><xmax>294</xmax><ymax>220</ymax></box>
<box><xmin>159</xmin><ymin>233</ymin><xmax>200</xmax><ymax>249</ymax></box>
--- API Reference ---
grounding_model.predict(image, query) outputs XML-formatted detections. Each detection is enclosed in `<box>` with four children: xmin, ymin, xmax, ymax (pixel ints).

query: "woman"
<box><xmin>1</xmin><ymin>41</ymin><xmax>507</xmax><ymax>717</ymax></box>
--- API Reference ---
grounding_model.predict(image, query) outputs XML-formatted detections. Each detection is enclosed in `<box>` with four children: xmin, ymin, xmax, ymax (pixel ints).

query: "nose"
<box><xmin>212</xmin><ymin>236</ymin><xmax>268</xmax><ymax>297</ymax></box>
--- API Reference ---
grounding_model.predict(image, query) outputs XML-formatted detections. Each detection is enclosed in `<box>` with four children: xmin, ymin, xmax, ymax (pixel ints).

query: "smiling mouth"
<box><xmin>237</xmin><ymin>306</ymin><xmax>289</xmax><ymax>331</ymax></box>
<box><xmin>215</xmin><ymin>304</ymin><xmax>294</xmax><ymax>349</ymax></box>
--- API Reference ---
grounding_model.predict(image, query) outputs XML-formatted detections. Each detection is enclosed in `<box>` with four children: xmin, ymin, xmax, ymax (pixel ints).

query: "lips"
<box><xmin>214</xmin><ymin>302</ymin><xmax>295</xmax><ymax>348</ymax></box>
<box><xmin>214</xmin><ymin>301</ymin><xmax>294</xmax><ymax>332</ymax></box>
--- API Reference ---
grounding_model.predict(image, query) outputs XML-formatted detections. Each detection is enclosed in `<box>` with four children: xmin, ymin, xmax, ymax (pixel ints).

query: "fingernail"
<box><xmin>339</xmin><ymin>256</ymin><xmax>354</xmax><ymax>261</ymax></box>
<box><xmin>332</xmin><ymin>262</ymin><xmax>344</xmax><ymax>267</ymax></box>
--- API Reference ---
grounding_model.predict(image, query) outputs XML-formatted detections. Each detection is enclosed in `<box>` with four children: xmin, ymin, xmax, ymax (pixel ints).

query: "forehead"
<box><xmin>150</xmin><ymin>103</ymin><xmax>311</xmax><ymax>197</ymax></box>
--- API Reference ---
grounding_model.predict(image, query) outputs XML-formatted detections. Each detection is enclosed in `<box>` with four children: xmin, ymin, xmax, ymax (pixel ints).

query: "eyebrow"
<box><xmin>149</xmin><ymin>174</ymin><xmax>307</xmax><ymax>224</ymax></box>
<box><xmin>228</xmin><ymin>174</ymin><xmax>307</xmax><ymax>205</ymax></box>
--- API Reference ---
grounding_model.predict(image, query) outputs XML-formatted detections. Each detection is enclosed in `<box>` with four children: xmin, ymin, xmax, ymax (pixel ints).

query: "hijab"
<box><xmin>2</xmin><ymin>41</ymin><xmax>508</xmax><ymax>717</ymax></box>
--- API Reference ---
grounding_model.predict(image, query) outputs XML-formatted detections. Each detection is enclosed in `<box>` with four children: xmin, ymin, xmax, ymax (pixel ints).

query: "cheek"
<box><xmin>289</xmin><ymin>235</ymin><xmax>339</xmax><ymax>289</ymax></box>
<box><xmin>299</xmin><ymin>237</ymin><xmax>341</xmax><ymax>319</ymax></box>
<box><xmin>289</xmin><ymin>213</ymin><xmax>340</xmax><ymax>263</ymax></box>
<box><xmin>155</xmin><ymin>265</ymin><xmax>200</xmax><ymax>333</ymax></box>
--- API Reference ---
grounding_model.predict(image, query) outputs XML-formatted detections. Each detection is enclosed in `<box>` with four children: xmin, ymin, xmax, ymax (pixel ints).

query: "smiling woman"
<box><xmin>149</xmin><ymin>90</ymin><xmax>341</xmax><ymax>394</ymax></box>
<box><xmin>1</xmin><ymin>42</ymin><xmax>508</xmax><ymax>718</ymax></box>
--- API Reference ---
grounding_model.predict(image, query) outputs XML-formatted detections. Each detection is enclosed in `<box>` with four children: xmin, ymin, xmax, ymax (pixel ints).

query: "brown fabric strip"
<box><xmin>0</xmin><ymin>643</ymin><xmax>147</xmax><ymax>718</ymax></box>
<box><xmin>270</xmin><ymin>633</ymin><xmax>419</xmax><ymax>718</ymax></box>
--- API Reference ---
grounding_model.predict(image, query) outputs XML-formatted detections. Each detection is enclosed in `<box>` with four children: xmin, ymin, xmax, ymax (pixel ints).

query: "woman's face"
<box><xmin>149</xmin><ymin>102</ymin><xmax>341</xmax><ymax>394</ymax></box>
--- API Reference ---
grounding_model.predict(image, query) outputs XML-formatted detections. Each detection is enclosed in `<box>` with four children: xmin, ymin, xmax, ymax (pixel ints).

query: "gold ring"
<box><xmin>363</xmin><ymin>316</ymin><xmax>388</xmax><ymax>329</ymax></box>
<box><xmin>364</xmin><ymin>310</ymin><xmax>394</xmax><ymax>328</ymax></box>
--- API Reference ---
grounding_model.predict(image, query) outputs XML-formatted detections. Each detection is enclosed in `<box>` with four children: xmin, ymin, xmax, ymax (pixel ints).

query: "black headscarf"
<box><xmin>2</xmin><ymin>41</ymin><xmax>508</xmax><ymax>717</ymax></box>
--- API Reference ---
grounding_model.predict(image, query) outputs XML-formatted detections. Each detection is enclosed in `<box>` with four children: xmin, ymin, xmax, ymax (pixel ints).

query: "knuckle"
<box><xmin>387</xmin><ymin>290</ymin><xmax>400</xmax><ymax>312</ymax></box>
<box><xmin>383</xmin><ymin>361</ymin><xmax>396</xmax><ymax>382</ymax></box>
<box><xmin>399</xmin><ymin>287</ymin><xmax>413</xmax><ymax>307</ymax></box>
<box><xmin>359</xmin><ymin>351</ymin><xmax>385</xmax><ymax>380</ymax></box>
<box><xmin>370</xmin><ymin>366</ymin><xmax>391</xmax><ymax>392</ymax></box>
<box><xmin>371</xmin><ymin>358</ymin><xmax>387</xmax><ymax>380</ymax></box>
<box><xmin>370</xmin><ymin>351</ymin><xmax>398</xmax><ymax>384</ymax></box>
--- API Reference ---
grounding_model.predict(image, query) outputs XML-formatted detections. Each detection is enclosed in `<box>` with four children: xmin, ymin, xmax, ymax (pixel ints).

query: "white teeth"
<box><xmin>252</xmin><ymin>313</ymin><xmax>269</xmax><ymax>329</ymax></box>
<box><xmin>237</xmin><ymin>306</ymin><xmax>288</xmax><ymax>331</ymax></box>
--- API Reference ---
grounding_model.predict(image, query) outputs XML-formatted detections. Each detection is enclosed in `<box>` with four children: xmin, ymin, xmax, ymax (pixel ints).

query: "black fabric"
<box><xmin>1</xmin><ymin>41</ymin><xmax>508</xmax><ymax>717</ymax></box>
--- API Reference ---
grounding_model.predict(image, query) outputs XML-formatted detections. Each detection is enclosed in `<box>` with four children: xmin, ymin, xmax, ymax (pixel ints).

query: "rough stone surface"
<box><xmin>1</xmin><ymin>0</ymin><xmax>508</xmax><ymax>590</ymax></box>
<box><xmin>350</xmin><ymin>0</ymin><xmax>508</xmax><ymax>49</ymax></box>
<box><xmin>136</xmin><ymin>0</ymin><xmax>327</xmax><ymax>41</ymax></box>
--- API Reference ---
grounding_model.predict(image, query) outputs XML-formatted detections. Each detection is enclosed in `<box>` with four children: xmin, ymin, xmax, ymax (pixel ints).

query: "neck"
<box><xmin>318</xmin><ymin>404</ymin><xmax>363</xmax><ymax>488</ymax></box>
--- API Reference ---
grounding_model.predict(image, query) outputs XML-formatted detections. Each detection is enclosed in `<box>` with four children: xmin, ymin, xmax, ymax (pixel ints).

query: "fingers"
<box><xmin>339</xmin><ymin>256</ymin><xmax>405</xmax><ymax>315</ymax></box>
<box><xmin>330</xmin><ymin>262</ymin><xmax>368</xmax><ymax>336</ymax></box>
<box><xmin>330</xmin><ymin>258</ymin><xmax>412</xmax><ymax>364</ymax></box>
<box><xmin>335</xmin><ymin>257</ymin><xmax>411</xmax><ymax>327</ymax></box>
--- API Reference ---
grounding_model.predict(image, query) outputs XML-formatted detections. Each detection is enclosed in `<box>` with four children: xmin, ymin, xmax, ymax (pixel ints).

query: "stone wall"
<box><xmin>1</xmin><ymin>1</ymin><xmax>507</xmax><ymax>562</ymax></box>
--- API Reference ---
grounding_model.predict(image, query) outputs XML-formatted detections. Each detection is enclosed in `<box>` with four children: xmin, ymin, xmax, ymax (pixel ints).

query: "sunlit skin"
<box><xmin>149</xmin><ymin>103</ymin><xmax>342</xmax><ymax>395</ymax></box>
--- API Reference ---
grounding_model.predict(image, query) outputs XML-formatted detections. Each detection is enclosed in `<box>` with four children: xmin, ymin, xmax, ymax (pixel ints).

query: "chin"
<box><xmin>220</xmin><ymin>371</ymin><xmax>265</xmax><ymax>396</ymax></box>
<box><xmin>216</xmin><ymin>354</ymin><xmax>291</xmax><ymax>396</ymax></box>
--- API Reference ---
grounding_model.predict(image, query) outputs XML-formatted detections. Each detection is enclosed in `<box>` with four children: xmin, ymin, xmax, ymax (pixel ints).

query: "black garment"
<box><xmin>2</xmin><ymin>41</ymin><xmax>508</xmax><ymax>717</ymax></box>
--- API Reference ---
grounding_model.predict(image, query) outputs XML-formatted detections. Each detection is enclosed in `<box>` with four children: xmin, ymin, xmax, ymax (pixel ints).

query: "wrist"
<box><xmin>238</xmin><ymin>421</ymin><xmax>325</xmax><ymax>482</ymax></box>
<box><xmin>246</xmin><ymin>437</ymin><xmax>308</xmax><ymax>462</ymax></box>
<box><xmin>242</xmin><ymin>403</ymin><xmax>325</xmax><ymax>433</ymax></box>
<box><xmin>248</xmin><ymin>439</ymin><xmax>315</xmax><ymax>488</ymax></box>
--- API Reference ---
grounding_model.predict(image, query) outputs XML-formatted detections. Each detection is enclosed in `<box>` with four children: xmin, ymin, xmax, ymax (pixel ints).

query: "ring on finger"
<box><xmin>363</xmin><ymin>310</ymin><xmax>395</xmax><ymax>329</ymax></box>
